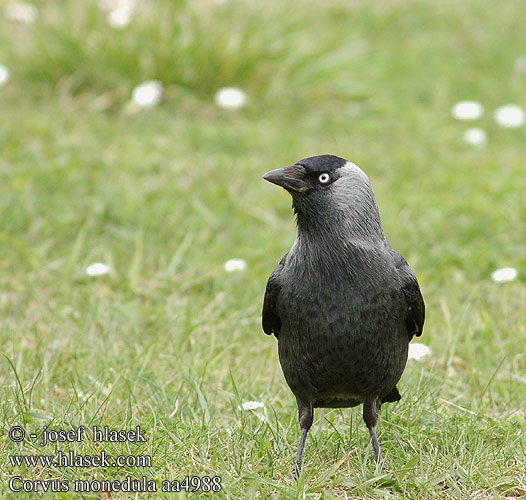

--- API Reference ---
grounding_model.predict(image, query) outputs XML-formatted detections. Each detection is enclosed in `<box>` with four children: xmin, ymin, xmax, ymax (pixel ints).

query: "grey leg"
<box><xmin>363</xmin><ymin>396</ymin><xmax>385</xmax><ymax>468</ymax></box>
<box><xmin>368</xmin><ymin>425</ymin><xmax>383</xmax><ymax>465</ymax></box>
<box><xmin>294</xmin><ymin>428</ymin><xmax>309</xmax><ymax>476</ymax></box>
<box><xmin>292</xmin><ymin>399</ymin><xmax>313</xmax><ymax>479</ymax></box>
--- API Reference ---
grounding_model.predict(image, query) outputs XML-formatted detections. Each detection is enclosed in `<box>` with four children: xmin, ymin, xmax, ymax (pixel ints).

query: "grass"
<box><xmin>1</xmin><ymin>0</ymin><xmax>525</xmax><ymax>498</ymax></box>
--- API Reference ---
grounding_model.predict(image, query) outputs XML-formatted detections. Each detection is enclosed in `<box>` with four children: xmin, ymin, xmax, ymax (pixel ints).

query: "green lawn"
<box><xmin>1</xmin><ymin>0</ymin><xmax>525</xmax><ymax>498</ymax></box>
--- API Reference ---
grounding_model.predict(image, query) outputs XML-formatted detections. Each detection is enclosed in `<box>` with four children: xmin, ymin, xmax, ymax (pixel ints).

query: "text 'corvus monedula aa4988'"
<box><xmin>262</xmin><ymin>155</ymin><xmax>425</xmax><ymax>477</ymax></box>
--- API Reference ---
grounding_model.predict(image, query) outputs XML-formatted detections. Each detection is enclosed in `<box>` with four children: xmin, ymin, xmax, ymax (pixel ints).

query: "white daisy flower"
<box><xmin>0</xmin><ymin>65</ymin><xmax>10</xmax><ymax>87</ymax></box>
<box><xmin>214</xmin><ymin>87</ymin><xmax>247</xmax><ymax>111</ymax></box>
<box><xmin>107</xmin><ymin>7</ymin><xmax>132</xmax><ymax>28</ymax></box>
<box><xmin>452</xmin><ymin>101</ymin><xmax>484</xmax><ymax>121</ymax></box>
<box><xmin>408</xmin><ymin>343</ymin><xmax>431</xmax><ymax>361</ymax></box>
<box><xmin>494</xmin><ymin>105</ymin><xmax>525</xmax><ymax>128</ymax></box>
<box><xmin>239</xmin><ymin>401</ymin><xmax>264</xmax><ymax>411</ymax></box>
<box><xmin>224</xmin><ymin>258</ymin><xmax>247</xmax><ymax>273</ymax></box>
<box><xmin>98</xmin><ymin>0</ymin><xmax>136</xmax><ymax>11</ymax></box>
<box><xmin>86</xmin><ymin>262</ymin><xmax>111</xmax><ymax>277</ymax></box>
<box><xmin>131</xmin><ymin>80</ymin><xmax>163</xmax><ymax>108</ymax></box>
<box><xmin>513</xmin><ymin>55</ymin><xmax>526</xmax><ymax>75</ymax></box>
<box><xmin>77</xmin><ymin>391</ymin><xmax>90</xmax><ymax>402</ymax></box>
<box><xmin>462</xmin><ymin>128</ymin><xmax>487</xmax><ymax>148</ymax></box>
<box><xmin>491</xmin><ymin>267</ymin><xmax>518</xmax><ymax>283</ymax></box>
<box><xmin>4</xmin><ymin>2</ymin><xmax>38</xmax><ymax>24</ymax></box>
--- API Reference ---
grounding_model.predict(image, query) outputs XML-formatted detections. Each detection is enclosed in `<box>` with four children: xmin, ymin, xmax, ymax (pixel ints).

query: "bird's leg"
<box><xmin>294</xmin><ymin>428</ymin><xmax>309</xmax><ymax>477</ymax></box>
<box><xmin>363</xmin><ymin>396</ymin><xmax>385</xmax><ymax>469</ymax></box>
<box><xmin>292</xmin><ymin>399</ymin><xmax>313</xmax><ymax>479</ymax></box>
<box><xmin>368</xmin><ymin>426</ymin><xmax>383</xmax><ymax>465</ymax></box>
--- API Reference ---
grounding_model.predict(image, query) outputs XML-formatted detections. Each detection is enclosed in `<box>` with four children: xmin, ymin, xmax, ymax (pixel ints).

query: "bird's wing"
<box><xmin>391</xmin><ymin>249</ymin><xmax>425</xmax><ymax>340</ymax></box>
<box><xmin>262</xmin><ymin>252</ymin><xmax>288</xmax><ymax>338</ymax></box>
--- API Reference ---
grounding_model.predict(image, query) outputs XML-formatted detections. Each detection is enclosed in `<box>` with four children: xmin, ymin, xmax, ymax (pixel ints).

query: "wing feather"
<box><xmin>391</xmin><ymin>249</ymin><xmax>425</xmax><ymax>340</ymax></box>
<box><xmin>262</xmin><ymin>253</ymin><xmax>288</xmax><ymax>338</ymax></box>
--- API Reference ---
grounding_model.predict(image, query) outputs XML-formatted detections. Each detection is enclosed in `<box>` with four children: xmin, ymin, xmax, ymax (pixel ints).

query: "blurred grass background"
<box><xmin>0</xmin><ymin>0</ymin><xmax>525</xmax><ymax>498</ymax></box>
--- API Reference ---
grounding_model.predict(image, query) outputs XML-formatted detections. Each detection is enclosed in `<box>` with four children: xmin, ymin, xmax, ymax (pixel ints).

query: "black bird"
<box><xmin>262</xmin><ymin>154</ymin><xmax>424</xmax><ymax>475</ymax></box>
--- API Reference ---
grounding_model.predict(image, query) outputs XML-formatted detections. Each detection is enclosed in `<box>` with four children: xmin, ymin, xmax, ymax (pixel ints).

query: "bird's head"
<box><xmin>263</xmin><ymin>154</ymin><xmax>348</xmax><ymax>194</ymax></box>
<box><xmin>263</xmin><ymin>154</ymin><xmax>383</xmax><ymax>240</ymax></box>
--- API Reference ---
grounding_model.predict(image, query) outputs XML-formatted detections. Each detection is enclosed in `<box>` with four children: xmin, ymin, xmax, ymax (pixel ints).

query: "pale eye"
<box><xmin>318</xmin><ymin>173</ymin><xmax>330</xmax><ymax>184</ymax></box>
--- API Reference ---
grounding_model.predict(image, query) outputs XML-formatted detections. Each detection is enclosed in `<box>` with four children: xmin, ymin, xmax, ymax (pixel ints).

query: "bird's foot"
<box><xmin>376</xmin><ymin>462</ymin><xmax>387</xmax><ymax>473</ymax></box>
<box><xmin>290</xmin><ymin>463</ymin><xmax>301</xmax><ymax>482</ymax></box>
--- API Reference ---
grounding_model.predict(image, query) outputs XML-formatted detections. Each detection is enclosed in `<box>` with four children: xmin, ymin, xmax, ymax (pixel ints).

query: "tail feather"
<box><xmin>381</xmin><ymin>386</ymin><xmax>401</xmax><ymax>403</ymax></box>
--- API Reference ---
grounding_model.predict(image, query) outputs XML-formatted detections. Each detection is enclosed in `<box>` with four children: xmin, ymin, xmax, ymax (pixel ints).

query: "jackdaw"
<box><xmin>262</xmin><ymin>154</ymin><xmax>425</xmax><ymax>475</ymax></box>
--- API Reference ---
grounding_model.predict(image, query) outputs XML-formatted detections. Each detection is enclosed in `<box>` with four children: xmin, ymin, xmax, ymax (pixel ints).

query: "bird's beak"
<box><xmin>262</xmin><ymin>165</ymin><xmax>307</xmax><ymax>193</ymax></box>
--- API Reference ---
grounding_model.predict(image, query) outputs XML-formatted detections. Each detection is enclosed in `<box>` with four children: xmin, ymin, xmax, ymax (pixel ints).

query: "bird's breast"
<box><xmin>276</xmin><ymin>250</ymin><xmax>408</xmax><ymax>402</ymax></box>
